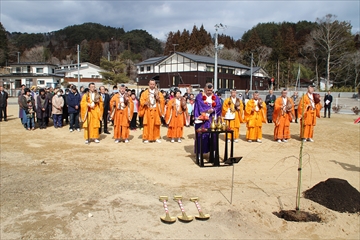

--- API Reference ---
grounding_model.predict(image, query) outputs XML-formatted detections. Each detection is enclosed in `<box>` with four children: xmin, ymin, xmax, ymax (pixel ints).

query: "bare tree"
<box><xmin>311</xmin><ymin>14</ymin><xmax>353</xmax><ymax>90</ymax></box>
<box><xmin>255</xmin><ymin>46</ymin><xmax>272</xmax><ymax>68</ymax></box>
<box><xmin>341</xmin><ymin>50</ymin><xmax>360</xmax><ymax>89</ymax></box>
<box><xmin>300</xmin><ymin>36</ymin><xmax>322</xmax><ymax>87</ymax></box>
<box><xmin>197</xmin><ymin>44</ymin><xmax>243</xmax><ymax>63</ymax></box>
<box><xmin>23</xmin><ymin>46</ymin><xmax>45</xmax><ymax>62</ymax></box>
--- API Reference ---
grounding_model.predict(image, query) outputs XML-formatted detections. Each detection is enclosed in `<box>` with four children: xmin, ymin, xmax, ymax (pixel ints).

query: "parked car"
<box><xmin>216</xmin><ymin>88</ymin><xmax>231</xmax><ymax>95</ymax></box>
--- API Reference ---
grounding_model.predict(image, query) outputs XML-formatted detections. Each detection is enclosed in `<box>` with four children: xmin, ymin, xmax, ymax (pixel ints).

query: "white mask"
<box><xmin>57</xmin><ymin>92</ymin><xmax>61</xmax><ymax>96</ymax></box>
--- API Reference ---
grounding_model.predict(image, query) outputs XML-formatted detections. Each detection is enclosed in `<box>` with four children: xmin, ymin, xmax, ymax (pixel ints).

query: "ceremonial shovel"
<box><xmin>173</xmin><ymin>196</ymin><xmax>194</xmax><ymax>222</ymax></box>
<box><xmin>159</xmin><ymin>196</ymin><xmax>176</xmax><ymax>224</ymax></box>
<box><xmin>190</xmin><ymin>197</ymin><xmax>210</xmax><ymax>220</ymax></box>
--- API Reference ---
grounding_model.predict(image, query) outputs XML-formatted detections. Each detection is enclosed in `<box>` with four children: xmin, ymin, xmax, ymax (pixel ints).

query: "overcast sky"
<box><xmin>1</xmin><ymin>0</ymin><xmax>359</xmax><ymax>41</ymax></box>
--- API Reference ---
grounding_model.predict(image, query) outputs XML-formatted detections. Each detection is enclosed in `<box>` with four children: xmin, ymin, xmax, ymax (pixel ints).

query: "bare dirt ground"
<box><xmin>1</xmin><ymin>103</ymin><xmax>359</xmax><ymax>239</ymax></box>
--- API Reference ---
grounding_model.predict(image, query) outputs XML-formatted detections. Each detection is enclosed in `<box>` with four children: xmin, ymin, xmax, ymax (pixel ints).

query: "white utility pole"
<box><xmin>295</xmin><ymin>64</ymin><xmax>301</xmax><ymax>91</ymax></box>
<box><xmin>77</xmin><ymin>44</ymin><xmax>80</xmax><ymax>88</ymax></box>
<box><xmin>172</xmin><ymin>44</ymin><xmax>178</xmax><ymax>53</ymax></box>
<box><xmin>214</xmin><ymin>24</ymin><xmax>225</xmax><ymax>92</ymax></box>
<box><xmin>250</xmin><ymin>52</ymin><xmax>253</xmax><ymax>91</ymax></box>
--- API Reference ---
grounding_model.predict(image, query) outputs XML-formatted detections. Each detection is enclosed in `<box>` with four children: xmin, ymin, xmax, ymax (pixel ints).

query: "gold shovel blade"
<box><xmin>160</xmin><ymin>213</ymin><xmax>176</xmax><ymax>224</ymax></box>
<box><xmin>190</xmin><ymin>197</ymin><xmax>210</xmax><ymax>220</ymax></box>
<box><xmin>195</xmin><ymin>212</ymin><xmax>210</xmax><ymax>220</ymax></box>
<box><xmin>177</xmin><ymin>212</ymin><xmax>194</xmax><ymax>222</ymax></box>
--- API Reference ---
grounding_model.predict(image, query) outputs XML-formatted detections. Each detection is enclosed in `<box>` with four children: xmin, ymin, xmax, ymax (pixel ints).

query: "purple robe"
<box><xmin>194</xmin><ymin>93</ymin><xmax>222</xmax><ymax>153</ymax></box>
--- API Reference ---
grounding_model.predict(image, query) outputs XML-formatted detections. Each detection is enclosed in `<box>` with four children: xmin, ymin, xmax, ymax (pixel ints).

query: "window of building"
<box><xmin>260</xmin><ymin>80</ymin><xmax>263</xmax><ymax>87</ymax></box>
<box><xmin>15</xmin><ymin>79</ymin><xmax>21</xmax><ymax>88</ymax></box>
<box><xmin>27</xmin><ymin>66</ymin><xmax>31</xmax><ymax>73</ymax></box>
<box><xmin>16</xmin><ymin>67</ymin><xmax>21</xmax><ymax>73</ymax></box>
<box><xmin>74</xmin><ymin>74</ymin><xmax>83</xmax><ymax>78</ymax></box>
<box><xmin>26</xmin><ymin>78</ymin><xmax>33</xmax><ymax>88</ymax></box>
<box><xmin>206</xmin><ymin>66</ymin><xmax>214</xmax><ymax>72</ymax></box>
<box><xmin>3</xmin><ymin>82</ymin><xmax>10</xmax><ymax>90</ymax></box>
<box><xmin>146</xmin><ymin>66</ymin><xmax>151</xmax><ymax>71</ymax></box>
<box><xmin>38</xmin><ymin>80</ymin><xmax>45</xmax><ymax>85</ymax></box>
<box><xmin>36</xmin><ymin>68</ymin><xmax>43</xmax><ymax>73</ymax></box>
<box><xmin>140</xmin><ymin>66</ymin><xmax>144</xmax><ymax>72</ymax></box>
<box><xmin>206</xmin><ymin>77</ymin><xmax>213</xmax><ymax>84</ymax></box>
<box><xmin>228</xmin><ymin>69</ymin><xmax>234</xmax><ymax>74</ymax></box>
<box><xmin>229</xmin><ymin>79</ymin><xmax>234</xmax><ymax>89</ymax></box>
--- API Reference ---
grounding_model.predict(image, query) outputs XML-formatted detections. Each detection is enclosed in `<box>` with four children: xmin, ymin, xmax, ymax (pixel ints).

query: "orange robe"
<box><xmin>297</xmin><ymin>93</ymin><xmax>322</xmax><ymax>139</ymax></box>
<box><xmin>110</xmin><ymin>93</ymin><xmax>134</xmax><ymax>140</ymax></box>
<box><xmin>139</xmin><ymin>89</ymin><xmax>165</xmax><ymax>141</ymax></box>
<box><xmin>80</xmin><ymin>92</ymin><xmax>103</xmax><ymax>140</ymax></box>
<box><xmin>244</xmin><ymin>99</ymin><xmax>267</xmax><ymax>140</ymax></box>
<box><xmin>221</xmin><ymin>97</ymin><xmax>244</xmax><ymax>139</ymax></box>
<box><xmin>273</xmin><ymin>97</ymin><xmax>295</xmax><ymax>140</ymax></box>
<box><xmin>165</xmin><ymin>98</ymin><xmax>188</xmax><ymax>139</ymax></box>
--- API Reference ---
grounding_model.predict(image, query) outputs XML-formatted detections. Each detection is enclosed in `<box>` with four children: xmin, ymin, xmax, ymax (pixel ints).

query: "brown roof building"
<box><xmin>136</xmin><ymin>52</ymin><xmax>271</xmax><ymax>90</ymax></box>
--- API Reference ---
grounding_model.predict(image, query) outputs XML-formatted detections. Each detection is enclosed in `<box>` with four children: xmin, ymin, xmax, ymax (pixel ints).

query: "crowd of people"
<box><xmin>1</xmin><ymin>81</ymin><xmax>326</xmax><ymax>150</ymax></box>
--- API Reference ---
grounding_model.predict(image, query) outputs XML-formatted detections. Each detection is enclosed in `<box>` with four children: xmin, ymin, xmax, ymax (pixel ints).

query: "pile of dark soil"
<box><xmin>274</xmin><ymin>210</ymin><xmax>321</xmax><ymax>222</ymax></box>
<box><xmin>303</xmin><ymin>178</ymin><xmax>360</xmax><ymax>213</ymax></box>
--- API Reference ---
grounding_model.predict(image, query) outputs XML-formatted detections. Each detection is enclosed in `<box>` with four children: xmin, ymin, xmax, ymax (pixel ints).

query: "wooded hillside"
<box><xmin>1</xmin><ymin>14</ymin><xmax>359</xmax><ymax>90</ymax></box>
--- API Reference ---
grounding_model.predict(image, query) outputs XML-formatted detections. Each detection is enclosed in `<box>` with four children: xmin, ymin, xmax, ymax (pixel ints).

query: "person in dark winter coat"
<box><xmin>45</xmin><ymin>87</ymin><xmax>53</xmax><ymax>126</ymax></box>
<box><xmin>265</xmin><ymin>89</ymin><xmax>276</xmax><ymax>123</ymax></box>
<box><xmin>62</xmin><ymin>89</ymin><xmax>69</xmax><ymax>125</ymax></box>
<box><xmin>36</xmin><ymin>89</ymin><xmax>49</xmax><ymax>129</ymax></box>
<box><xmin>0</xmin><ymin>86</ymin><xmax>8</xmax><ymax>121</ymax></box>
<box><xmin>324</xmin><ymin>91</ymin><xmax>333</xmax><ymax>118</ymax></box>
<box><xmin>67</xmin><ymin>85</ymin><xmax>81</xmax><ymax>132</ymax></box>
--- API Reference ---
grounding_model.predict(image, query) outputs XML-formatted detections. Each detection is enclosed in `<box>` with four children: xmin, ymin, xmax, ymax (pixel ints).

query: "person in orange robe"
<box><xmin>110</xmin><ymin>84</ymin><xmax>134</xmax><ymax>143</ymax></box>
<box><xmin>139</xmin><ymin>79</ymin><xmax>165</xmax><ymax>143</ymax></box>
<box><xmin>165</xmin><ymin>89</ymin><xmax>188</xmax><ymax>143</ymax></box>
<box><xmin>221</xmin><ymin>89</ymin><xmax>244</xmax><ymax>143</ymax></box>
<box><xmin>80</xmin><ymin>82</ymin><xmax>103</xmax><ymax>144</ymax></box>
<box><xmin>297</xmin><ymin>85</ymin><xmax>322</xmax><ymax>142</ymax></box>
<box><xmin>244</xmin><ymin>91</ymin><xmax>267</xmax><ymax>143</ymax></box>
<box><xmin>273</xmin><ymin>89</ymin><xmax>295</xmax><ymax>143</ymax></box>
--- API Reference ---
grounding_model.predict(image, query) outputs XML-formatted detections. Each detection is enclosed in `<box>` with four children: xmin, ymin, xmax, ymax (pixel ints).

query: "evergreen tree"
<box><xmin>80</xmin><ymin>40</ymin><xmax>90</xmax><ymax>62</ymax></box>
<box><xmin>99</xmin><ymin>57</ymin><xmax>129</xmax><ymax>85</ymax></box>
<box><xmin>0</xmin><ymin>23</ymin><xmax>8</xmax><ymax>66</ymax></box>
<box><xmin>89</xmin><ymin>40</ymin><xmax>103</xmax><ymax>65</ymax></box>
<box><xmin>164</xmin><ymin>31</ymin><xmax>175</xmax><ymax>55</ymax></box>
<box><xmin>178</xmin><ymin>29</ymin><xmax>190</xmax><ymax>52</ymax></box>
<box><xmin>189</xmin><ymin>25</ymin><xmax>201</xmax><ymax>53</ymax></box>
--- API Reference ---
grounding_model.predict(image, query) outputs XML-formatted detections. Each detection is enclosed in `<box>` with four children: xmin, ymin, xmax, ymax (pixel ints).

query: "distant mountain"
<box><xmin>3</xmin><ymin>22</ymin><xmax>163</xmax><ymax>65</ymax></box>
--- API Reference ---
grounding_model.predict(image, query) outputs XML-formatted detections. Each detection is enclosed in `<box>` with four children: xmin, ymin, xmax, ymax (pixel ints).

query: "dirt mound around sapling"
<box><xmin>274</xmin><ymin>210</ymin><xmax>321</xmax><ymax>222</ymax></box>
<box><xmin>303</xmin><ymin>178</ymin><xmax>360</xmax><ymax>213</ymax></box>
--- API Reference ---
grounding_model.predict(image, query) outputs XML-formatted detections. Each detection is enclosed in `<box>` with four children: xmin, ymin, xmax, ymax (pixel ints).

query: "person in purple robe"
<box><xmin>194</xmin><ymin>83</ymin><xmax>222</xmax><ymax>156</ymax></box>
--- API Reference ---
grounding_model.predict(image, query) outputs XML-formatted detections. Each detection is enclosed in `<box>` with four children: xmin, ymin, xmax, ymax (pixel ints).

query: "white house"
<box><xmin>55</xmin><ymin>62</ymin><xmax>103</xmax><ymax>79</ymax></box>
<box><xmin>0</xmin><ymin>62</ymin><xmax>63</xmax><ymax>96</ymax></box>
<box><xmin>55</xmin><ymin>62</ymin><xmax>105</xmax><ymax>89</ymax></box>
<box><xmin>319</xmin><ymin>77</ymin><xmax>333</xmax><ymax>91</ymax></box>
